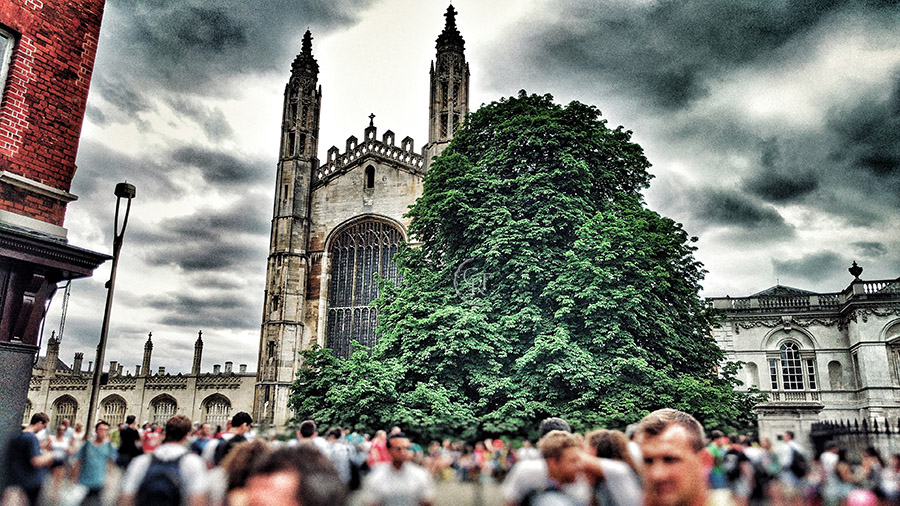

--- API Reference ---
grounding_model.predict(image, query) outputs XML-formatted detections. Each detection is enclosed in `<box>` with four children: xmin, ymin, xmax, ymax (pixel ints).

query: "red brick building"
<box><xmin>0</xmin><ymin>0</ymin><xmax>108</xmax><ymax>472</ymax></box>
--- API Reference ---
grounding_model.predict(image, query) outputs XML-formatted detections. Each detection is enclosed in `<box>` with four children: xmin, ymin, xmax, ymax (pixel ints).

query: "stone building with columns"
<box><xmin>25</xmin><ymin>332</ymin><xmax>255</xmax><ymax>430</ymax></box>
<box><xmin>710</xmin><ymin>263</ymin><xmax>900</xmax><ymax>445</ymax></box>
<box><xmin>254</xmin><ymin>6</ymin><xmax>469</xmax><ymax>429</ymax></box>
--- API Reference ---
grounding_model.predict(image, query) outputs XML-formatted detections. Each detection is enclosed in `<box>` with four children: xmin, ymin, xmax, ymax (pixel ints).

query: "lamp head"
<box><xmin>114</xmin><ymin>182</ymin><xmax>136</xmax><ymax>199</ymax></box>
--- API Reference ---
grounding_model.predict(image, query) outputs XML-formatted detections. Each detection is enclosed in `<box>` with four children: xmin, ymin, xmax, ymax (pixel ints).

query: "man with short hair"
<box><xmin>295</xmin><ymin>419</ymin><xmax>329</xmax><ymax>453</ymax></box>
<box><xmin>72</xmin><ymin>420</ymin><xmax>118</xmax><ymax>506</ymax></box>
<box><xmin>503</xmin><ymin>418</ymin><xmax>594</xmax><ymax>506</ymax></box>
<box><xmin>362</xmin><ymin>432</ymin><xmax>435</xmax><ymax>506</ymax></box>
<box><xmin>5</xmin><ymin>412</ymin><xmax>54</xmax><ymax>506</ymax></box>
<box><xmin>202</xmin><ymin>411</ymin><xmax>252</xmax><ymax>467</ymax></box>
<box><xmin>634</xmin><ymin>408</ymin><xmax>726</xmax><ymax>506</ymax></box>
<box><xmin>245</xmin><ymin>445</ymin><xmax>347</xmax><ymax>506</ymax></box>
<box><xmin>120</xmin><ymin>414</ymin><xmax>209</xmax><ymax>506</ymax></box>
<box><xmin>190</xmin><ymin>423</ymin><xmax>213</xmax><ymax>455</ymax></box>
<box><xmin>117</xmin><ymin>414</ymin><xmax>143</xmax><ymax>468</ymax></box>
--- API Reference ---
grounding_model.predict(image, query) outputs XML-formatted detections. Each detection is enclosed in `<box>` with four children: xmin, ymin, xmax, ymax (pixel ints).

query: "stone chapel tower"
<box><xmin>254</xmin><ymin>30</ymin><xmax>321</xmax><ymax>427</ymax></box>
<box><xmin>424</xmin><ymin>5</ymin><xmax>469</xmax><ymax>162</ymax></box>
<box><xmin>256</xmin><ymin>7</ymin><xmax>468</xmax><ymax>430</ymax></box>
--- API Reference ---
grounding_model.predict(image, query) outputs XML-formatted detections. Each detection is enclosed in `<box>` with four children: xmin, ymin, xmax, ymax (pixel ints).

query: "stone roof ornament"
<box><xmin>369</xmin><ymin>113</ymin><xmax>375</xmax><ymax>127</ymax></box>
<box><xmin>291</xmin><ymin>29</ymin><xmax>319</xmax><ymax>76</ymax></box>
<box><xmin>849</xmin><ymin>261</ymin><xmax>863</xmax><ymax>280</ymax></box>
<box><xmin>436</xmin><ymin>4</ymin><xmax>465</xmax><ymax>52</ymax></box>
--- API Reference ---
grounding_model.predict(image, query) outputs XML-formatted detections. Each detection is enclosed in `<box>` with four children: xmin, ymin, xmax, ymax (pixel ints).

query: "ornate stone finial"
<box><xmin>436</xmin><ymin>4</ymin><xmax>465</xmax><ymax>52</ymax></box>
<box><xmin>147</xmin><ymin>332</ymin><xmax>152</xmax><ymax>341</ymax></box>
<box><xmin>369</xmin><ymin>113</ymin><xmax>375</xmax><ymax>127</ymax></box>
<box><xmin>849</xmin><ymin>261</ymin><xmax>863</xmax><ymax>280</ymax></box>
<box><xmin>197</xmin><ymin>330</ymin><xmax>203</xmax><ymax>342</ymax></box>
<box><xmin>292</xmin><ymin>29</ymin><xmax>319</xmax><ymax>75</ymax></box>
<box><xmin>301</xmin><ymin>30</ymin><xmax>313</xmax><ymax>56</ymax></box>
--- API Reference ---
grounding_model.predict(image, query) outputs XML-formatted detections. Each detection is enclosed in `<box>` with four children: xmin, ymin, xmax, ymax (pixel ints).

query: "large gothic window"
<box><xmin>52</xmin><ymin>396</ymin><xmax>77</xmax><ymax>428</ymax></box>
<box><xmin>326</xmin><ymin>220</ymin><xmax>402</xmax><ymax>358</ymax></box>
<box><xmin>101</xmin><ymin>395</ymin><xmax>127</xmax><ymax>426</ymax></box>
<box><xmin>150</xmin><ymin>395</ymin><xmax>177</xmax><ymax>426</ymax></box>
<box><xmin>202</xmin><ymin>394</ymin><xmax>231</xmax><ymax>429</ymax></box>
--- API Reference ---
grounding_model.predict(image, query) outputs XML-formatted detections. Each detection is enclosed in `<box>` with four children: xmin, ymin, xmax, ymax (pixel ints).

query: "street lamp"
<box><xmin>85</xmin><ymin>182</ymin><xmax>135</xmax><ymax>428</ymax></box>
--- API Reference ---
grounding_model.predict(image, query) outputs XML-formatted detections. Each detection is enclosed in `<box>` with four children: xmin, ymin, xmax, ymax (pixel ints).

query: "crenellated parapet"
<box><xmin>315</xmin><ymin>126</ymin><xmax>425</xmax><ymax>187</ymax></box>
<box><xmin>145</xmin><ymin>374</ymin><xmax>189</xmax><ymax>390</ymax></box>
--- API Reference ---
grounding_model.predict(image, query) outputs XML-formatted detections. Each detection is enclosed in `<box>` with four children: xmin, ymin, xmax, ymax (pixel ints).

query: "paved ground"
<box><xmin>351</xmin><ymin>480</ymin><xmax>504</xmax><ymax>506</ymax></box>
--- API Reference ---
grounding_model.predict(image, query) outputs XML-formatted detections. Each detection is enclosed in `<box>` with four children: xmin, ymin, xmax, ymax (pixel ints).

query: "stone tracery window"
<box><xmin>150</xmin><ymin>395</ymin><xmax>177</xmax><ymax>426</ymax></box>
<box><xmin>101</xmin><ymin>395</ymin><xmax>127</xmax><ymax>426</ymax></box>
<box><xmin>202</xmin><ymin>394</ymin><xmax>231</xmax><ymax>429</ymax></box>
<box><xmin>52</xmin><ymin>395</ymin><xmax>77</xmax><ymax>428</ymax></box>
<box><xmin>326</xmin><ymin>220</ymin><xmax>402</xmax><ymax>358</ymax></box>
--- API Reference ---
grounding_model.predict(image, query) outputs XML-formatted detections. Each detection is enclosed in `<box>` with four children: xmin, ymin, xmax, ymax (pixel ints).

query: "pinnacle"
<box><xmin>436</xmin><ymin>4</ymin><xmax>464</xmax><ymax>52</ymax></box>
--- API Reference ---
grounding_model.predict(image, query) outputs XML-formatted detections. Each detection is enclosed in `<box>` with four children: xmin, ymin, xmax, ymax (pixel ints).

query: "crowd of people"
<box><xmin>4</xmin><ymin>408</ymin><xmax>900</xmax><ymax>506</ymax></box>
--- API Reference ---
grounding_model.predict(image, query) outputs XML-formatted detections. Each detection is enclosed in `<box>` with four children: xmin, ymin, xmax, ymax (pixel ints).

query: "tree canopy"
<box><xmin>290</xmin><ymin>91</ymin><xmax>761</xmax><ymax>441</ymax></box>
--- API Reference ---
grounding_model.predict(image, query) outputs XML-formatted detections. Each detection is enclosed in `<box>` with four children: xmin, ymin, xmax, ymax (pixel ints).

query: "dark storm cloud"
<box><xmin>103</xmin><ymin>0</ymin><xmax>379</xmax><ymax>95</ymax></box>
<box><xmin>689</xmin><ymin>188</ymin><xmax>794</xmax><ymax>239</ymax></box>
<box><xmin>145</xmin><ymin>292</ymin><xmax>259</xmax><ymax>330</ymax></box>
<box><xmin>826</xmin><ymin>72</ymin><xmax>900</xmax><ymax>193</ymax></box>
<box><xmin>166</xmin><ymin>98</ymin><xmax>235</xmax><ymax>142</ymax></box>
<box><xmin>171</xmin><ymin>146</ymin><xmax>264</xmax><ymax>185</ymax></box>
<box><xmin>852</xmin><ymin>241</ymin><xmax>887</xmax><ymax>258</ymax></box>
<box><xmin>773</xmin><ymin>251</ymin><xmax>846</xmax><ymax>283</ymax></box>
<box><xmin>134</xmin><ymin>195</ymin><xmax>270</xmax><ymax>273</ymax></box>
<box><xmin>490</xmin><ymin>0</ymin><xmax>892</xmax><ymax>109</ymax></box>
<box><xmin>743</xmin><ymin>139</ymin><xmax>819</xmax><ymax>203</ymax></box>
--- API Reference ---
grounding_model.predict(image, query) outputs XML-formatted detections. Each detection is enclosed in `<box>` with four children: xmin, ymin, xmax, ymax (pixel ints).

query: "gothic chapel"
<box><xmin>254</xmin><ymin>6</ymin><xmax>470</xmax><ymax>428</ymax></box>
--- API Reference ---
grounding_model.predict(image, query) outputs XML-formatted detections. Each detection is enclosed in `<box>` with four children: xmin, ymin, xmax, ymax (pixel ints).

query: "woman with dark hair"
<box><xmin>584</xmin><ymin>429</ymin><xmax>642</xmax><ymax>506</ymax></box>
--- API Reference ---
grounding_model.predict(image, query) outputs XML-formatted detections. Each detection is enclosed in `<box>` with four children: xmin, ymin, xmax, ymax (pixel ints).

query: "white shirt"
<box><xmin>362</xmin><ymin>461</ymin><xmax>435</xmax><ymax>506</ymax></box>
<box><xmin>502</xmin><ymin>459</ymin><xmax>591</xmax><ymax>506</ymax></box>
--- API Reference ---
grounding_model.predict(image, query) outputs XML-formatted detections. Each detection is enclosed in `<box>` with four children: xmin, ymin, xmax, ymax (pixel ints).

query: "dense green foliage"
<box><xmin>290</xmin><ymin>92</ymin><xmax>762</xmax><ymax>440</ymax></box>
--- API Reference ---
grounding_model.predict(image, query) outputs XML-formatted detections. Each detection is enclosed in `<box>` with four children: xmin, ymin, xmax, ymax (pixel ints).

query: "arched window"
<box><xmin>365</xmin><ymin>165</ymin><xmax>375</xmax><ymax>189</ymax></box>
<box><xmin>767</xmin><ymin>340</ymin><xmax>818</xmax><ymax>400</ymax></box>
<box><xmin>52</xmin><ymin>395</ymin><xmax>78</xmax><ymax>428</ymax></box>
<box><xmin>326</xmin><ymin>220</ymin><xmax>403</xmax><ymax>358</ymax></box>
<box><xmin>150</xmin><ymin>395</ymin><xmax>177</xmax><ymax>426</ymax></box>
<box><xmin>101</xmin><ymin>395</ymin><xmax>127</xmax><ymax>426</ymax></box>
<box><xmin>202</xmin><ymin>394</ymin><xmax>231</xmax><ymax>428</ymax></box>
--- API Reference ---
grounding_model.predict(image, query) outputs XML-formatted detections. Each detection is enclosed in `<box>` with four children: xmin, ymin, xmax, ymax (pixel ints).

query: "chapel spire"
<box><xmin>436</xmin><ymin>5</ymin><xmax>465</xmax><ymax>53</ymax></box>
<box><xmin>425</xmin><ymin>5</ymin><xmax>470</xmax><ymax>165</ymax></box>
<box><xmin>292</xmin><ymin>29</ymin><xmax>319</xmax><ymax>77</ymax></box>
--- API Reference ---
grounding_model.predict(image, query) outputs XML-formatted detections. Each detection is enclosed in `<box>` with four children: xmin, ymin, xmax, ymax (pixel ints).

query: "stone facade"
<box><xmin>255</xmin><ymin>6</ymin><xmax>469</xmax><ymax>428</ymax></box>
<box><xmin>710</xmin><ymin>263</ymin><xmax>900</xmax><ymax>445</ymax></box>
<box><xmin>26</xmin><ymin>332</ymin><xmax>255</xmax><ymax>431</ymax></box>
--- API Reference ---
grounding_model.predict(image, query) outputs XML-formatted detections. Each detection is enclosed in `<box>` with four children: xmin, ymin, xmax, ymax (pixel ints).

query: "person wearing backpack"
<box><xmin>201</xmin><ymin>411</ymin><xmax>253</xmax><ymax>468</ymax></box>
<box><xmin>778</xmin><ymin>431</ymin><xmax>808</xmax><ymax>495</ymax></box>
<box><xmin>119</xmin><ymin>414</ymin><xmax>209</xmax><ymax>506</ymax></box>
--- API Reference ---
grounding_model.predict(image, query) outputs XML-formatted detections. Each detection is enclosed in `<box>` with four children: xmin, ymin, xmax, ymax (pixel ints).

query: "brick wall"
<box><xmin>0</xmin><ymin>0</ymin><xmax>106</xmax><ymax>226</ymax></box>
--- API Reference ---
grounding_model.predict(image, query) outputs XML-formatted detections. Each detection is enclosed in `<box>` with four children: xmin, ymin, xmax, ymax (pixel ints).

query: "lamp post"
<box><xmin>85</xmin><ymin>182</ymin><xmax>135</xmax><ymax>428</ymax></box>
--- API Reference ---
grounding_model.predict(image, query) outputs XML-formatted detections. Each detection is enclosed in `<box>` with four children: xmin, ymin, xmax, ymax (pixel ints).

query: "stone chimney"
<box><xmin>118</xmin><ymin>364</ymin><xmax>123</xmax><ymax>376</ymax></box>
<box><xmin>224</xmin><ymin>361</ymin><xmax>233</xmax><ymax>374</ymax></box>
<box><xmin>109</xmin><ymin>361</ymin><xmax>118</xmax><ymax>375</ymax></box>
<box><xmin>157</xmin><ymin>366</ymin><xmax>165</xmax><ymax>375</ymax></box>
<box><xmin>72</xmin><ymin>353</ymin><xmax>84</xmax><ymax>375</ymax></box>
<box><xmin>192</xmin><ymin>330</ymin><xmax>203</xmax><ymax>376</ymax></box>
<box><xmin>135</xmin><ymin>365</ymin><xmax>141</xmax><ymax>376</ymax></box>
<box><xmin>141</xmin><ymin>333</ymin><xmax>153</xmax><ymax>377</ymax></box>
<box><xmin>213</xmin><ymin>364</ymin><xmax>220</xmax><ymax>374</ymax></box>
<box><xmin>239</xmin><ymin>364</ymin><xmax>247</xmax><ymax>373</ymax></box>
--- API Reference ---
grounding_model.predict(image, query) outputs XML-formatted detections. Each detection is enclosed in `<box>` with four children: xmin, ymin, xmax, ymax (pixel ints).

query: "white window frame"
<box><xmin>0</xmin><ymin>27</ymin><xmax>15</xmax><ymax>100</ymax></box>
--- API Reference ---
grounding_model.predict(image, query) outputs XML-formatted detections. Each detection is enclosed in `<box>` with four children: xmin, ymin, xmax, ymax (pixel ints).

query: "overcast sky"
<box><xmin>43</xmin><ymin>0</ymin><xmax>900</xmax><ymax>375</ymax></box>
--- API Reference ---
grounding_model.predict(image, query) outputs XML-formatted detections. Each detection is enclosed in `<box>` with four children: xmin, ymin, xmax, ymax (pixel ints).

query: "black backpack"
<box><xmin>789</xmin><ymin>447</ymin><xmax>808</xmax><ymax>478</ymax></box>
<box><xmin>213</xmin><ymin>434</ymin><xmax>247</xmax><ymax>466</ymax></box>
<box><xmin>136</xmin><ymin>453</ymin><xmax>185</xmax><ymax>506</ymax></box>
